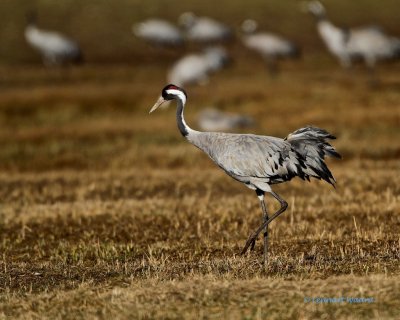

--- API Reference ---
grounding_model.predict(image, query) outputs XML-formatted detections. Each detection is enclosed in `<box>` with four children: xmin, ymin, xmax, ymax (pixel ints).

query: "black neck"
<box><xmin>314</xmin><ymin>13</ymin><xmax>327</xmax><ymax>22</ymax></box>
<box><xmin>26</xmin><ymin>12</ymin><xmax>38</xmax><ymax>26</ymax></box>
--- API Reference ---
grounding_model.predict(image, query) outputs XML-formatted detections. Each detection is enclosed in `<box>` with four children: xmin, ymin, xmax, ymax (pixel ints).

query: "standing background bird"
<box><xmin>167</xmin><ymin>47</ymin><xmax>229</xmax><ymax>86</ymax></box>
<box><xmin>150</xmin><ymin>84</ymin><xmax>341</xmax><ymax>263</ymax></box>
<box><xmin>241</xmin><ymin>19</ymin><xmax>300</xmax><ymax>76</ymax></box>
<box><xmin>132</xmin><ymin>18</ymin><xmax>184</xmax><ymax>48</ymax></box>
<box><xmin>25</xmin><ymin>12</ymin><xmax>83</xmax><ymax>66</ymax></box>
<box><xmin>197</xmin><ymin>108</ymin><xmax>254</xmax><ymax>131</ymax></box>
<box><xmin>179</xmin><ymin>12</ymin><xmax>233</xmax><ymax>44</ymax></box>
<box><xmin>306</xmin><ymin>1</ymin><xmax>400</xmax><ymax>71</ymax></box>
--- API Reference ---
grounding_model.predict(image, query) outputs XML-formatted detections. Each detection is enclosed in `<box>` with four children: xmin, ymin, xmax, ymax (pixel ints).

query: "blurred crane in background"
<box><xmin>132</xmin><ymin>18</ymin><xmax>184</xmax><ymax>47</ymax></box>
<box><xmin>179</xmin><ymin>12</ymin><xmax>233</xmax><ymax>44</ymax></box>
<box><xmin>25</xmin><ymin>12</ymin><xmax>83</xmax><ymax>66</ymax></box>
<box><xmin>241</xmin><ymin>19</ymin><xmax>300</xmax><ymax>76</ymax></box>
<box><xmin>167</xmin><ymin>47</ymin><xmax>229</xmax><ymax>86</ymax></box>
<box><xmin>307</xmin><ymin>1</ymin><xmax>400</xmax><ymax>79</ymax></box>
<box><xmin>197</xmin><ymin>108</ymin><xmax>254</xmax><ymax>131</ymax></box>
<box><xmin>150</xmin><ymin>84</ymin><xmax>341</xmax><ymax>263</ymax></box>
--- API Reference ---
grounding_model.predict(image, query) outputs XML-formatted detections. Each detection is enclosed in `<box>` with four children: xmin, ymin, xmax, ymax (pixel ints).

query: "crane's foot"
<box><xmin>250</xmin><ymin>237</ymin><xmax>256</xmax><ymax>251</ymax></box>
<box><xmin>263</xmin><ymin>232</ymin><xmax>268</xmax><ymax>264</ymax></box>
<box><xmin>241</xmin><ymin>233</ymin><xmax>258</xmax><ymax>255</ymax></box>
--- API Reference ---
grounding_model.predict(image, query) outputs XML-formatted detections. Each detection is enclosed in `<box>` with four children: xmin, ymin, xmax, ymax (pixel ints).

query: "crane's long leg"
<box><xmin>241</xmin><ymin>191</ymin><xmax>288</xmax><ymax>256</ymax></box>
<box><xmin>367</xmin><ymin>66</ymin><xmax>378</xmax><ymax>88</ymax></box>
<box><xmin>249</xmin><ymin>190</ymin><xmax>268</xmax><ymax>253</ymax></box>
<box><xmin>255</xmin><ymin>189</ymin><xmax>269</xmax><ymax>262</ymax></box>
<box><xmin>266</xmin><ymin>57</ymin><xmax>278</xmax><ymax>78</ymax></box>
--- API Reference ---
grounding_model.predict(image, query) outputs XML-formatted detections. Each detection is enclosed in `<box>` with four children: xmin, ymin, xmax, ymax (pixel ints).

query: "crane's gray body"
<box><xmin>187</xmin><ymin>128</ymin><xmax>338</xmax><ymax>192</ymax></box>
<box><xmin>197</xmin><ymin>108</ymin><xmax>254</xmax><ymax>131</ymax></box>
<box><xmin>168</xmin><ymin>47</ymin><xmax>229</xmax><ymax>86</ymax></box>
<box><xmin>243</xmin><ymin>33</ymin><xmax>299</xmax><ymax>60</ymax></box>
<box><xmin>133</xmin><ymin>19</ymin><xmax>184</xmax><ymax>47</ymax></box>
<box><xmin>179</xmin><ymin>12</ymin><xmax>232</xmax><ymax>43</ymax></box>
<box><xmin>241</xmin><ymin>20</ymin><xmax>299</xmax><ymax>61</ymax></box>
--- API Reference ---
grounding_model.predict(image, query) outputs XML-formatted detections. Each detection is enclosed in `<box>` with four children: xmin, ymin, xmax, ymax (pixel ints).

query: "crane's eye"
<box><xmin>162</xmin><ymin>84</ymin><xmax>181</xmax><ymax>98</ymax></box>
<box><xmin>166</xmin><ymin>84</ymin><xmax>179</xmax><ymax>90</ymax></box>
<box><xmin>162</xmin><ymin>84</ymin><xmax>178</xmax><ymax>95</ymax></box>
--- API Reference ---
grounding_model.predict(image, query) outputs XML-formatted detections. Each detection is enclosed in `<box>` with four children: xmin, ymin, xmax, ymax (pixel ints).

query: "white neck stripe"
<box><xmin>166</xmin><ymin>89</ymin><xmax>186</xmax><ymax>105</ymax></box>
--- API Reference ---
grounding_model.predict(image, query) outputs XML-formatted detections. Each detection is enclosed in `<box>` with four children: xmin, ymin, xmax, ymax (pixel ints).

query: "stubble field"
<box><xmin>1</xmin><ymin>0</ymin><xmax>400</xmax><ymax>317</ymax></box>
<box><xmin>0</xmin><ymin>60</ymin><xmax>399</xmax><ymax>319</ymax></box>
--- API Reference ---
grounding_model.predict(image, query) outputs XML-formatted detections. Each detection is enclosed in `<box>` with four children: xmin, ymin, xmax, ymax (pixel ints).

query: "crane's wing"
<box><xmin>205</xmin><ymin>133</ymin><xmax>305</xmax><ymax>183</ymax></box>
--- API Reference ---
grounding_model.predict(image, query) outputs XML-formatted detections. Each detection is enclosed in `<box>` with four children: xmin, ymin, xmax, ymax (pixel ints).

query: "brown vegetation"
<box><xmin>0</xmin><ymin>61</ymin><xmax>399</xmax><ymax>319</ymax></box>
<box><xmin>1</xmin><ymin>0</ymin><xmax>400</xmax><ymax>317</ymax></box>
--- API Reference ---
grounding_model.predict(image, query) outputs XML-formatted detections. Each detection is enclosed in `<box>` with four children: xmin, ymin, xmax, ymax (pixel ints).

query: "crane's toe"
<box><xmin>241</xmin><ymin>234</ymin><xmax>258</xmax><ymax>255</ymax></box>
<box><xmin>250</xmin><ymin>238</ymin><xmax>257</xmax><ymax>251</ymax></box>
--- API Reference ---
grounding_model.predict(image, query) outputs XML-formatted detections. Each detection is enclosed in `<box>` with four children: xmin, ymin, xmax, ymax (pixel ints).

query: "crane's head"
<box><xmin>149</xmin><ymin>84</ymin><xmax>187</xmax><ymax>113</ymax></box>
<box><xmin>302</xmin><ymin>1</ymin><xmax>326</xmax><ymax>19</ymax></box>
<box><xmin>241</xmin><ymin>19</ymin><xmax>258</xmax><ymax>34</ymax></box>
<box><xmin>178</xmin><ymin>12</ymin><xmax>196</xmax><ymax>29</ymax></box>
<box><xmin>26</xmin><ymin>10</ymin><xmax>38</xmax><ymax>26</ymax></box>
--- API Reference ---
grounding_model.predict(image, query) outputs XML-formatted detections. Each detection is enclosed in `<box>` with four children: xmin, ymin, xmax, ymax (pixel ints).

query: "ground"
<box><xmin>1</xmin><ymin>1</ymin><xmax>400</xmax><ymax>318</ymax></box>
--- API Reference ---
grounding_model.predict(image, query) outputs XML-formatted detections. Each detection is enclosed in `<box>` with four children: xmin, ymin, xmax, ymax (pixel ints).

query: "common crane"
<box><xmin>25</xmin><ymin>12</ymin><xmax>83</xmax><ymax>66</ymax></box>
<box><xmin>167</xmin><ymin>47</ymin><xmax>229</xmax><ymax>86</ymax></box>
<box><xmin>179</xmin><ymin>12</ymin><xmax>233</xmax><ymax>44</ymax></box>
<box><xmin>241</xmin><ymin>19</ymin><xmax>300</xmax><ymax>75</ymax></box>
<box><xmin>198</xmin><ymin>108</ymin><xmax>254</xmax><ymax>131</ymax></box>
<box><xmin>307</xmin><ymin>1</ymin><xmax>400</xmax><ymax>70</ymax></box>
<box><xmin>132</xmin><ymin>19</ymin><xmax>184</xmax><ymax>47</ymax></box>
<box><xmin>150</xmin><ymin>84</ymin><xmax>341</xmax><ymax>262</ymax></box>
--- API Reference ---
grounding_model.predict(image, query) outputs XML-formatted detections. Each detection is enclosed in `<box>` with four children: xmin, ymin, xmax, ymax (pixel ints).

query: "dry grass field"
<box><xmin>1</xmin><ymin>1</ymin><xmax>400</xmax><ymax>319</ymax></box>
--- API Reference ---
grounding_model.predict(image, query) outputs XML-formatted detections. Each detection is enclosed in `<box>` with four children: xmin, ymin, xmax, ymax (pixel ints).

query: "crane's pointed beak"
<box><xmin>149</xmin><ymin>96</ymin><xmax>166</xmax><ymax>114</ymax></box>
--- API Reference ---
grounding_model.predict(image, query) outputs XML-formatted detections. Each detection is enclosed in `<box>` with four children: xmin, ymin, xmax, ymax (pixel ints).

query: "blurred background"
<box><xmin>0</xmin><ymin>0</ymin><xmax>399</xmax><ymax>174</ymax></box>
<box><xmin>1</xmin><ymin>2</ymin><xmax>400</xmax><ymax>317</ymax></box>
<box><xmin>1</xmin><ymin>0</ymin><xmax>399</xmax><ymax>63</ymax></box>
